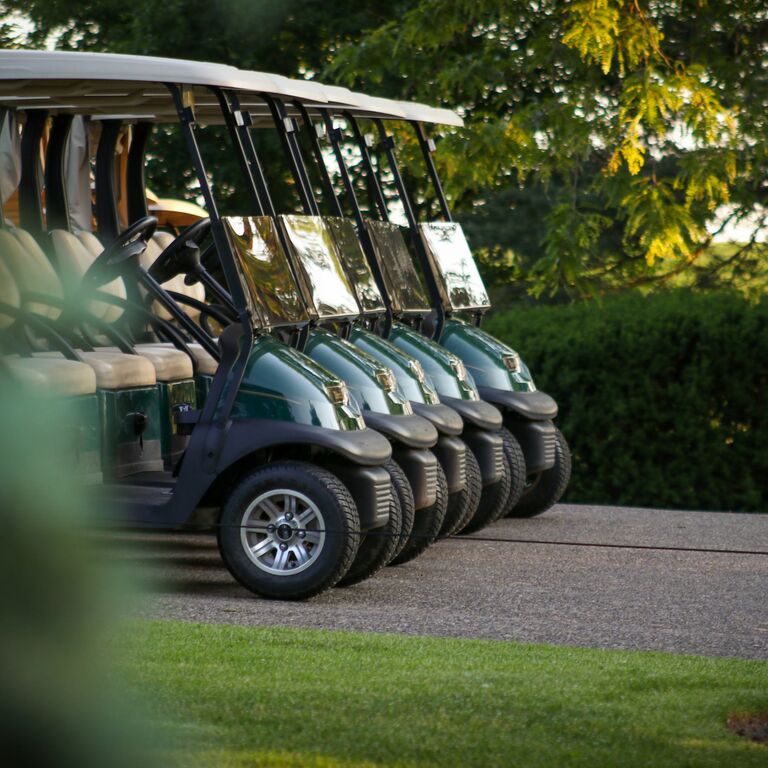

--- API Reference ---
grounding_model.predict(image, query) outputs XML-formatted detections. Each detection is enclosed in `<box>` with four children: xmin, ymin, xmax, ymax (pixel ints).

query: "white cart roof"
<box><xmin>0</xmin><ymin>50</ymin><xmax>327</xmax><ymax>120</ymax></box>
<box><xmin>0</xmin><ymin>50</ymin><xmax>462</xmax><ymax>127</ymax></box>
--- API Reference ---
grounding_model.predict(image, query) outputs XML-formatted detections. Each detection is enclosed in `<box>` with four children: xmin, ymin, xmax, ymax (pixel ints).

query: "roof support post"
<box><xmin>373</xmin><ymin>119</ymin><xmax>445</xmax><ymax>340</ymax></box>
<box><xmin>18</xmin><ymin>110</ymin><xmax>48</xmax><ymax>243</ymax></box>
<box><xmin>321</xmin><ymin>110</ymin><xmax>394</xmax><ymax>335</ymax></box>
<box><xmin>94</xmin><ymin>119</ymin><xmax>122</xmax><ymax>242</ymax></box>
<box><xmin>167</xmin><ymin>82</ymin><xmax>254</xmax><ymax>427</ymax></box>
<box><xmin>261</xmin><ymin>93</ymin><xmax>319</xmax><ymax>216</ymax></box>
<box><xmin>43</xmin><ymin>114</ymin><xmax>74</xmax><ymax>232</ymax></box>
<box><xmin>294</xmin><ymin>103</ymin><xmax>344</xmax><ymax>218</ymax></box>
<box><xmin>126</xmin><ymin>122</ymin><xmax>151</xmax><ymax>224</ymax></box>
<box><xmin>411</xmin><ymin>121</ymin><xmax>451</xmax><ymax>222</ymax></box>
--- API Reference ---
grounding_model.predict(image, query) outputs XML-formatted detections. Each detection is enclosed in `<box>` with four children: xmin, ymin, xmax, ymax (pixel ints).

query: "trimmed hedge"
<box><xmin>484</xmin><ymin>291</ymin><xmax>768</xmax><ymax>512</ymax></box>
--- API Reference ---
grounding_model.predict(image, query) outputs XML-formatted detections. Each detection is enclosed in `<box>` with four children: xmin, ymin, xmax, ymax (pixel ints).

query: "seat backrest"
<box><xmin>51</xmin><ymin>229</ymin><xmax>127</xmax><ymax>323</ymax></box>
<box><xmin>8</xmin><ymin>228</ymin><xmax>66</xmax><ymax>319</ymax></box>
<box><xmin>0</xmin><ymin>231</ymin><xmax>22</xmax><ymax>330</ymax></box>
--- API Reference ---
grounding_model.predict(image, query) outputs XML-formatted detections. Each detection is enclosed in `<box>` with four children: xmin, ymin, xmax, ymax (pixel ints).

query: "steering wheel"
<box><xmin>82</xmin><ymin>216</ymin><xmax>158</xmax><ymax>287</ymax></box>
<box><xmin>148</xmin><ymin>217</ymin><xmax>211</xmax><ymax>285</ymax></box>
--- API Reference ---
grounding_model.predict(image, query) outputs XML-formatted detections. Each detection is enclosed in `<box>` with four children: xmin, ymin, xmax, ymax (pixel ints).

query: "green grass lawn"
<box><xmin>121</xmin><ymin>621</ymin><xmax>767</xmax><ymax>767</ymax></box>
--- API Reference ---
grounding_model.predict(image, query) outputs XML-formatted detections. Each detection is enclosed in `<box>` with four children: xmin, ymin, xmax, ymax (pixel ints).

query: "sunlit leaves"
<box><xmin>623</xmin><ymin>179</ymin><xmax>706</xmax><ymax>265</ymax></box>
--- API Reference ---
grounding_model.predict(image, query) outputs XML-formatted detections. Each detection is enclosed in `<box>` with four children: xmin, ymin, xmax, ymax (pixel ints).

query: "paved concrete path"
<box><xmin>120</xmin><ymin>504</ymin><xmax>768</xmax><ymax>660</ymax></box>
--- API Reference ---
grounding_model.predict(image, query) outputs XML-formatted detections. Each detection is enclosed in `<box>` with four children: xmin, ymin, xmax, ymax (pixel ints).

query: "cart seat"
<box><xmin>5</xmin><ymin>355</ymin><xmax>97</xmax><ymax>397</ymax></box>
<box><xmin>53</xmin><ymin>230</ymin><xmax>127</xmax><ymax>323</ymax></box>
<box><xmin>42</xmin><ymin>230</ymin><xmax>194</xmax><ymax>383</ymax></box>
<box><xmin>73</xmin><ymin>230</ymin><xmax>206</xmax><ymax>322</ymax></box>
<box><xmin>144</xmin><ymin>341</ymin><xmax>218</xmax><ymax>375</ymax></box>
<box><xmin>36</xmin><ymin>350</ymin><xmax>156</xmax><ymax>390</ymax></box>
<box><xmin>0</xmin><ymin>250</ymin><xmax>21</xmax><ymax>328</ymax></box>
<box><xmin>100</xmin><ymin>344</ymin><xmax>193</xmax><ymax>381</ymax></box>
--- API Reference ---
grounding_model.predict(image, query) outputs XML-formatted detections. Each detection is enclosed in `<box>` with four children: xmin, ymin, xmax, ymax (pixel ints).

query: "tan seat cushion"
<box><xmin>37</xmin><ymin>350</ymin><xmax>156</xmax><ymax>390</ymax></box>
<box><xmin>145</xmin><ymin>341</ymin><xmax>218</xmax><ymax>376</ymax></box>
<box><xmin>5</xmin><ymin>356</ymin><xmax>97</xmax><ymax>397</ymax></box>
<box><xmin>52</xmin><ymin>229</ymin><xmax>127</xmax><ymax>323</ymax></box>
<box><xmin>4</xmin><ymin>228</ymin><xmax>65</xmax><ymax>319</ymax></box>
<box><xmin>100</xmin><ymin>344</ymin><xmax>194</xmax><ymax>382</ymax></box>
<box><xmin>0</xmin><ymin>235</ymin><xmax>21</xmax><ymax>330</ymax></box>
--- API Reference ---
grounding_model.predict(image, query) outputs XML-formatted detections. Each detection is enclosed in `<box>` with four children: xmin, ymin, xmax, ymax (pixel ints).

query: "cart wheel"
<box><xmin>337</xmin><ymin>483</ymin><xmax>403</xmax><ymax>587</ymax></box>
<box><xmin>499</xmin><ymin>427</ymin><xmax>526</xmax><ymax>517</ymax></box>
<box><xmin>385</xmin><ymin>459</ymin><xmax>416</xmax><ymax>561</ymax></box>
<box><xmin>439</xmin><ymin>445</ymin><xmax>481</xmax><ymax>538</ymax></box>
<box><xmin>217</xmin><ymin>461</ymin><xmax>359</xmax><ymax>600</ymax></box>
<box><xmin>511</xmin><ymin>429</ymin><xmax>571</xmax><ymax>518</ymax></box>
<box><xmin>458</xmin><ymin>446</ymin><xmax>512</xmax><ymax>534</ymax></box>
<box><xmin>389</xmin><ymin>455</ymin><xmax>447</xmax><ymax>566</ymax></box>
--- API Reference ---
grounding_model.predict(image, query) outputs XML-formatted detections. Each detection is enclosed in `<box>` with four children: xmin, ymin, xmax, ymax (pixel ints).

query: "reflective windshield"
<box><xmin>364</xmin><ymin>220</ymin><xmax>431</xmax><ymax>314</ymax></box>
<box><xmin>223</xmin><ymin>215</ymin><xmax>310</xmax><ymax>329</ymax></box>
<box><xmin>325</xmin><ymin>217</ymin><xmax>386</xmax><ymax>315</ymax></box>
<box><xmin>279</xmin><ymin>215</ymin><xmax>361</xmax><ymax>320</ymax></box>
<box><xmin>417</xmin><ymin>222</ymin><xmax>490</xmax><ymax>311</ymax></box>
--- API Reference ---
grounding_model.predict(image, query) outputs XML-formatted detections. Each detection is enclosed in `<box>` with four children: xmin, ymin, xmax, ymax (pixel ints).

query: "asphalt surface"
<box><xmin>118</xmin><ymin>504</ymin><xmax>768</xmax><ymax>660</ymax></box>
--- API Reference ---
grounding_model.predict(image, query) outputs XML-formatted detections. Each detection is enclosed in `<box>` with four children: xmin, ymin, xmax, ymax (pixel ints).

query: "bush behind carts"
<box><xmin>484</xmin><ymin>291</ymin><xmax>768</xmax><ymax>512</ymax></box>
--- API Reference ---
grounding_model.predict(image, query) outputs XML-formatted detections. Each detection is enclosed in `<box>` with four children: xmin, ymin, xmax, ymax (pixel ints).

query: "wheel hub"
<box><xmin>239</xmin><ymin>488</ymin><xmax>326</xmax><ymax>576</ymax></box>
<box><xmin>276</xmin><ymin>521</ymin><xmax>295</xmax><ymax>542</ymax></box>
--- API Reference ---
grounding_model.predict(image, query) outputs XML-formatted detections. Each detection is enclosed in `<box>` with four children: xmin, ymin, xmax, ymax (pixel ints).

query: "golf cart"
<box><xmin>0</xmin><ymin>50</ymin><xmax>397</xmax><ymax>599</ymax></box>
<box><xmin>341</xmin><ymin>101</ymin><xmax>572</xmax><ymax>517</ymax></box>
<box><xmin>282</xmin><ymin>96</ymin><xmax>521</xmax><ymax>533</ymax></box>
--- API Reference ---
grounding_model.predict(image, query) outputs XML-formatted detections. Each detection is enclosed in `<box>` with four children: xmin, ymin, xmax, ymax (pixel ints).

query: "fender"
<box><xmin>441</xmin><ymin>396</ymin><xmax>502</xmax><ymax>431</ymax></box>
<box><xmin>131</xmin><ymin>420</ymin><xmax>393</xmax><ymax>526</ymax></box>
<box><xmin>363</xmin><ymin>411</ymin><xmax>438</xmax><ymax>449</ymax></box>
<box><xmin>478</xmin><ymin>386</ymin><xmax>558</xmax><ymax>421</ymax></box>
<box><xmin>411</xmin><ymin>401</ymin><xmax>463</xmax><ymax>436</ymax></box>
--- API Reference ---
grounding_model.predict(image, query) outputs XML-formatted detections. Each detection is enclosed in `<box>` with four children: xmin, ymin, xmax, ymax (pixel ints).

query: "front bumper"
<box><xmin>330</xmin><ymin>463</ymin><xmax>392</xmax><ymax>530</ymax></box>
<box><xmin>432</xmin><ymin>434</ymin><xmax>467</xmax><ymax>494</ymax></box>
<box><xmin>508</xmin><ymin>418</ymin><xmax>557</xmax><ymax>473</ymax></box>
<box><xmin>392</xmin><ymin>446</ymin><xmax>439</xmax><ymax>510</ymax></box>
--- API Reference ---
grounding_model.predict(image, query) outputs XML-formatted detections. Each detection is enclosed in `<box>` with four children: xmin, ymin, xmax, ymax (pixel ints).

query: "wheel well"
<box><xmin>197</xmin><ymin>443</ymin><xmax>343</xmax><ymax>511</ymax></box>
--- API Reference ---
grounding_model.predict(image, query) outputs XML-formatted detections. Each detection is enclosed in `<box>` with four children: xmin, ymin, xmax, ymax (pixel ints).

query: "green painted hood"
<box><xmin>389</xmin><ymin>323</ymin><xmax>480</xmax><ymax>401</ymax></box>
<box><xmin>233</xmin><ymin>334</ymin><xmax>364</xmax><ymax>430</ymax></box>
<box><xmin>349</xmin><ymin>327</ymin><xmax>440</xmax><ymax>405</ymax></box>
<box><xmin>305</xmin><ymin>328</ymin><xmax>411</xmax><ymax>416</ymax></box>
<box><xmin>440</xmin><ymin>319</ymin><xmax>535</xmax><ymax>393</ymax></box>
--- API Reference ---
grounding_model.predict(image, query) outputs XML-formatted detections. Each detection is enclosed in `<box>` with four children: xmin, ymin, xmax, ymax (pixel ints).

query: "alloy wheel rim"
<box><xmin>240</xmin><ymin>489</ymin><xmax>326</xmax><ymax>576</ymax></box>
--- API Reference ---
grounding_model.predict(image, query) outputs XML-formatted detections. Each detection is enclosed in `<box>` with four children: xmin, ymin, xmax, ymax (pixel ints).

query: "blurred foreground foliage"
<box><xmin>5</xmin><ymin>1</ymin><xmax>768</xmax><ymax>297</ymax></box>
<box><xmin>484</xmin><ymin>291</ymin><xmax>768</xmax><ymax>511</ymax></box>
<box><xmin>0</xmin><ymin>375</ymin><xmax>161</xmax><ymax>767</ymax></box>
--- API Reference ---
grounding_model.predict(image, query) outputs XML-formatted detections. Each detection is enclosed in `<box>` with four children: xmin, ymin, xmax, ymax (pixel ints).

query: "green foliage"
<box><xmin>484</xmin><ymin>291</ymin><xmax>768</xmax><ymax>511</ymax></box>
<box><xmin>122</xmin><ymin>621</ymin><xmax>768</xmax><ymax>767</ymax></box>
<box><xmin>327</xmin><ymin>0</ymin><xmax>767</xmax><ymax>297</ymax></box>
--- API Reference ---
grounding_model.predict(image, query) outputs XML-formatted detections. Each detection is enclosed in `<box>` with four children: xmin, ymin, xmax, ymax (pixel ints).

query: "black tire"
<box><xmin>217</xmin><ymin>461</ymin><xmax>359</xmax><ymax>600</ymax></box>
<box><xmin>389</xmin><ymin>455</ymin><xmax>448</xmax><ymax>566</ymax></box>
<box><xmin>459</xmin><ymin>445</ymin><xmax>512</xmax><ymax>534</ymax></box>
<box><xmin>512</xmin><ymin>429</ymin><xmax>572</xmax><ymax>518</ymax></box>
<box><xmin>385</xmin><ymin>459</ymin><xmax>415</xmax><ymax>561</ymax></box>
<box><xmin>499</xmin><ymin>427</ymin><xmax>527</xmax><ymax>517</ymax></box>
<box><xmin>337</xmin><ymin>485</ymin><xmax>403</xmax><ymax>587</ymax></box>
<box><xmin>440</xmin><ymin>445</ymin><xmax>482</xmax><ymax>538</ymax></box>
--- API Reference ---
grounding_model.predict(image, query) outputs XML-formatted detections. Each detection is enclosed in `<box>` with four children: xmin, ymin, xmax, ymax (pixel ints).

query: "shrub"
<box><xmin>484</xmin><ymin>291</ymin><xmax>768</xmax><ymax>512</ymax></box>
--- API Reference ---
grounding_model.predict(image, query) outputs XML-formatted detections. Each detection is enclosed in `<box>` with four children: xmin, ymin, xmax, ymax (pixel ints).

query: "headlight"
<box><xmin>449</xmin><ymin>357</ymin><xmax>468</xmax><ymax>381</ymax></box>
<box><xmin>375</xmin><ymin>368</ymin><xmax>397</xmax><ymax>392</ymax></box>
<box><xmin>503</xmin><ymin>353</ymin><xmax>521</xmax><ymax>373</ymax></box>
<box><xmin>325</xmin><ymin>381</ymin><xmax>350</xmax><ymax>406</ymax></box>
<box><xmin>407</xmin><ymin>358</ymin><xmax>427</xmax><ymax>383</ymax></box>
